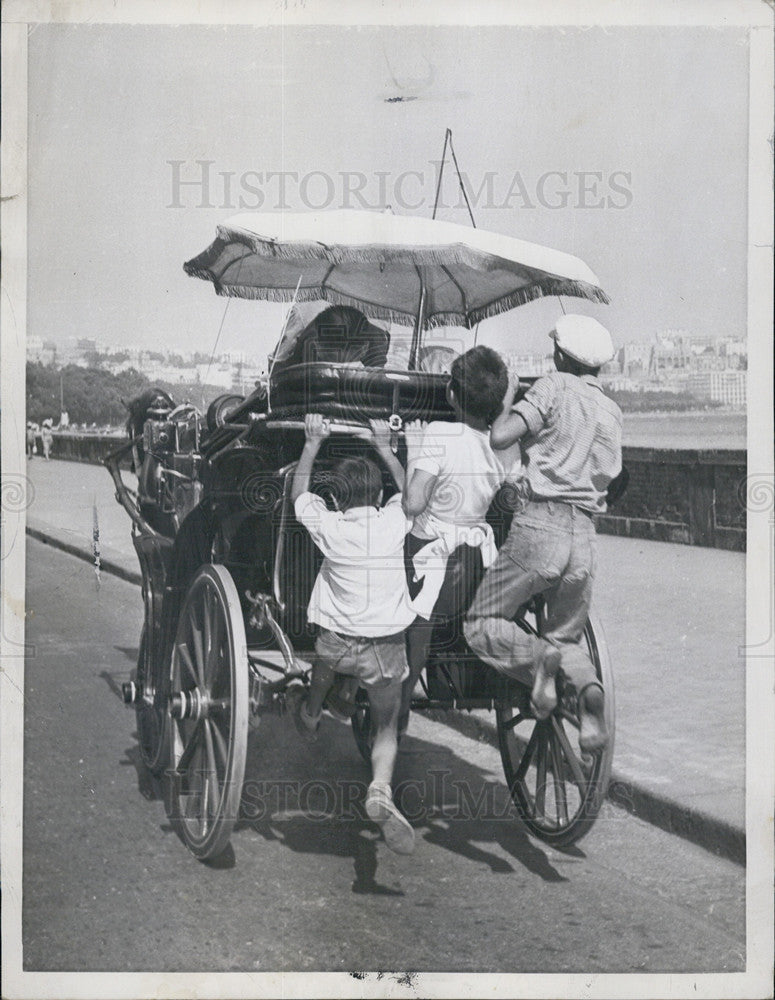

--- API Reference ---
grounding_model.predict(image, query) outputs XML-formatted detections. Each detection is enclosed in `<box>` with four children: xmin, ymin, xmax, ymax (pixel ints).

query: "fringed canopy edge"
<box><xmin>183</xmin><ymin>277</ymin><xmax>608</xmax><ymax>329</ymax></box>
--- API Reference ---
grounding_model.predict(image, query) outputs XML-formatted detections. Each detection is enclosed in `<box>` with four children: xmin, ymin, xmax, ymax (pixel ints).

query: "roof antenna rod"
<box><xmin>431</xmin><ymin>128</ymin><xmax>480</xmax><ymax>348</ymax></box>
<box><xmin>432</xmin><ymin>128</ymin><xmax>476</xmax><ymax>228</ymax></box>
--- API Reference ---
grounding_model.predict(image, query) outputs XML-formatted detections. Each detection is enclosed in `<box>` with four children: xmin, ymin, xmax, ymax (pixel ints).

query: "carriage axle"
<box><xmin>122</xmin><ymin>681</ymin><xmax>142</xmax><ymax>704</ymax></box>
<box><xmin>169</xmin><ymin>688</ymin><xmax>229</xmax><ymax>720</ymax></box>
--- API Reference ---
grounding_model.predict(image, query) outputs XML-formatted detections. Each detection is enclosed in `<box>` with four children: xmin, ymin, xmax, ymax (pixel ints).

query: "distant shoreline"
<box><xmin>621</xmin><ymin>410</ymin><xmax>746</xmax><ymax>450</ymax></box>
<box><xmin>622</xmin><ymin>407</ymin><xmax>744</xmax><ymax>418</ymax></box>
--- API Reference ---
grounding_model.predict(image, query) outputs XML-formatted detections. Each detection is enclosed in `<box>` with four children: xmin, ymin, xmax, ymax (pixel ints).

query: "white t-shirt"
<box><xmin>410</xmin><ymin>421</ymin><xmax>521</xmax><ymax>540</ymax></box>
<box><xmin>294</xmin><ymin>491</ymin><xmax>414</xmax><ymax>637</ymax></box>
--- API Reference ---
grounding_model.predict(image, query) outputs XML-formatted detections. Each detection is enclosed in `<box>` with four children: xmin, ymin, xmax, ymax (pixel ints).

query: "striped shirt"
<box><xmin>513</xmin><ymin>371</ymin><xmax>622</xmax><ymax>514</ymax></box>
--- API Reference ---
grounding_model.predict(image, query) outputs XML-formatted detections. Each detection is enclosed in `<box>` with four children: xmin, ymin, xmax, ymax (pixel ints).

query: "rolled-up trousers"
<box><xmin>463</xmin><ymin>499</ymin><xmax>600</xmax><ymax>694</ymax></box>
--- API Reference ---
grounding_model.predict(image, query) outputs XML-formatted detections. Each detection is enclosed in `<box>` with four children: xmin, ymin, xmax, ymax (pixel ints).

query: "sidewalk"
<box><xmin>24</xmin><ymin>457</ymin><xmax>746</xmax><ymax>862</ymax></box>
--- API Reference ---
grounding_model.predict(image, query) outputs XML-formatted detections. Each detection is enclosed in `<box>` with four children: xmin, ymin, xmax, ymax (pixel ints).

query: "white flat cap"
<box><xmin>550</xmin><ymin>314</ymin><xmax>615</xmax><ymax>368</ymax></box>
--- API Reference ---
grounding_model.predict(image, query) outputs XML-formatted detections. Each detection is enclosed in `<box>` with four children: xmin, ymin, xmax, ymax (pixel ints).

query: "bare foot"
<box><xmin>530</xmin><ymin>644</ymin><xmax>562</xmax><ymax>719</ymax></box>
<box><xmin>579</xmin><ymin>684</ymin><xmax>608</xmax><ymax>753</ymax></box>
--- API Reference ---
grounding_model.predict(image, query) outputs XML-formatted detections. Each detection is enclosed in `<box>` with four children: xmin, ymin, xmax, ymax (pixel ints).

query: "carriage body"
<box><xmin>108</xmin><ymin>212</ymin><xmax>616</xmax><ymax>861</ymax></box>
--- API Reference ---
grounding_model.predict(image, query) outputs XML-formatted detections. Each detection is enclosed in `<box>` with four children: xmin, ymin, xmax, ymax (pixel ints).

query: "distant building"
<box><xmin>26</xmin><ymin>336</ymin><xmax>57</xmax><ymax>365</ymax></box>
<box><xmin>599</xmin><ymin>373</ymin><xmax>638</xmax><ymax>392</ymax></box>
<box><xmin>504</xmin><ymin>352</ymin><xmax>554</xmax><ymax>377</ymax></box>
<box><xmin>617</xmin><ymin>342</ymin><xmax>652</xmax><ymax>377</ymax></box>
<box><xmin>196</xmin><ymin>363</ymin><xmax>234</xmax><ymax>390</ymax></box>
<box><xmin>648</xmin><ymin>332</ymin><xmax>747</xmax><ymax>379</ymax></box>
<box><xmin>685</xmin><ymin>371</ymin><xmax>746</xmax><ymax>408</ymax></box>
<box><xmin>144</xmin><ymin>362</ymin><xmax>199</xmax><ymax>384</ymax></box>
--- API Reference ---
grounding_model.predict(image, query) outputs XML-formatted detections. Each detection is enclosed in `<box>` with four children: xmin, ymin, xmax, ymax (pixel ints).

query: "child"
<box><xmin>291</xmin><ymin>413</ymin><xmax>416</xmax><ymax>854</ymax></box>
<box><xmin>400</xmin><ymin>346</ymin><xmax>521</xmax><ymax>733</ymax></box>
<box><xmin>464</xmin><ymin>314</ymin><xmax>622</xmax><ymax>753</ymax></box>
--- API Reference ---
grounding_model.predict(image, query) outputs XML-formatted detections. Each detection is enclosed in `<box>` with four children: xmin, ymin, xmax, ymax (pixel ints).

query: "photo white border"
<box><xmin>2</xmin><ymin>2</ymin><xmax>772</xmax><ymax>998</ymax></box>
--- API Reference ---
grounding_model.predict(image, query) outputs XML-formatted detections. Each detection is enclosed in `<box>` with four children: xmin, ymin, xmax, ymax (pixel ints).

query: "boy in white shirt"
<box><xmin>291</xmin><ymin>413</ymin><xmax>416</xmax><ymax>854</ymax></box>
<box><xmin>400</xmin><ymin>346</ymin><xmax>521</xmax><ymax>733</ymax></box>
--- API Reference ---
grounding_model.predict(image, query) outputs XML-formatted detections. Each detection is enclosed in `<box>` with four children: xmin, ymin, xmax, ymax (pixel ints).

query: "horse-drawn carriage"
<box><xmin>108</xmin><ymin>210</ymin><xmax>616</xmax><ymax>861</ymax></box>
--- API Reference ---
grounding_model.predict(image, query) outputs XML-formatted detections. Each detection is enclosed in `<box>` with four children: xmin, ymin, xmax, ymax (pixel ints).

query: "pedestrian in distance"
<box><xmin>26</xmin><ymin>422</ymin><xmax>37</xmax><ymax>459</ymax></box>
<box><xmin>464</xmin><ymin>314</ymin><xmax>623</xmax><ymax>754</ymax></box>
<box><xmin>289</xmin><ymin>413</ymin><xmax>416</xmax><ymax>855</ymax></box>
<box><xmin>41</xmin><ymin>419</ymin><xmax>54</xmax><ymax>461</ymax></box>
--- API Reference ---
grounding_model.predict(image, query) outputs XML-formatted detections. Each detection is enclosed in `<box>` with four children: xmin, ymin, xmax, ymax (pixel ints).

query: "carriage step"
<box><xmin>122</xmin><ymin>681</ymin><xmax>141</xmax><ymax>705</ymax></box>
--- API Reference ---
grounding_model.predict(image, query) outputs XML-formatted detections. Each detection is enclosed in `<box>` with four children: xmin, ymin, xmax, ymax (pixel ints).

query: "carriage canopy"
<box><xmin>184</xmin><ymin>209</ymin><xmax>609</xmax><ymax>331</ymax></box>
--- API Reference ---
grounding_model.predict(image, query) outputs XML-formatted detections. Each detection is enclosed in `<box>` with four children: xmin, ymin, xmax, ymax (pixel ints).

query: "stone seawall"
<box><xmin>596</xmin><ymin>446</ymin><xmax>745</xmax><ymax>551</ymax></box>
<box><xmin>49</xmin><ymin>433</ymin><xmax>747</xmax><ymax>551</ymax></box>
<box><xmin>49</xmin><ymin>432</ymin><xmax>131</xmax><ymax>467</ymax></box>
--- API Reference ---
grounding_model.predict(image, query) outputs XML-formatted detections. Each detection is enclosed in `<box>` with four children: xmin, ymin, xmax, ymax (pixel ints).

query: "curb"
<box><xmin>26</xmin><ymin>525</ymin><xmax>746</xmax><ymax>867</ymax></box>
<box><xmin>26</xmin><ymin>526</ymin><xmax>143</xmax><ymax>587</ymax></box>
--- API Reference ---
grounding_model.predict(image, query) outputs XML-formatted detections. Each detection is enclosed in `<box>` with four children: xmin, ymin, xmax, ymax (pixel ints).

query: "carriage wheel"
<box><xmin>350</xmin><ymin>687</ymin><xmax>374</xmax><ymax>764</ymax></box>
<box><xmin>166</xmin><ymin>564</ymin><xmax>248</xmax><ymax>860</ymax></box>
<box><xmin>495</xmin><ymin>612</ymin><xmax>615</xmax><ymax>846</ymax></box>
<box><xmin>134</xmin><ymin>624</ymin><xmax>169</xmax><ymax>776</ymax></box>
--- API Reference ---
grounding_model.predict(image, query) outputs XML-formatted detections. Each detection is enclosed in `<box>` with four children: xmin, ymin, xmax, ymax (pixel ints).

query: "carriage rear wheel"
<box><xmin>166</xmin><ymin>564</ymin><xmax>248</xmax><ymax>860</ymax></box>
<box><xmin>495</xmin><ymin>613</ymin><xmax>615</xmax><ymax>847</ymax></box>
<box><xmin>134</xmin><ymin>624</ymin><xmax>169</xmax><ymax>776</ymax></box>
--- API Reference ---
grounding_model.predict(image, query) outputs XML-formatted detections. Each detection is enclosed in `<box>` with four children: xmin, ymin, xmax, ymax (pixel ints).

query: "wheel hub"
<box><xmin>169</xmin><ymin>688</ymin><xmax>229</xmax><ymax>720</ymax></box>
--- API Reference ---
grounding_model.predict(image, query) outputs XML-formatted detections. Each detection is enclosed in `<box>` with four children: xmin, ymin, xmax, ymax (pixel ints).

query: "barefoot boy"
<box><xmin>290</xmin><ymin>414</ymin><xmax>415</xmax><ymax>854</ymax></box>
<box><xmin>464</xmin><ymin>315</ymin><xmax>622</xmax><ymax>753</ymax></box>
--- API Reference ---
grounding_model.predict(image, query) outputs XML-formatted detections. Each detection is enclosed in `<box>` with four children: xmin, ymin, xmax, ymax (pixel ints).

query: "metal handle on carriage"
<box><xmin>251</xmin><ymin>415</ymin><xmax>374</xmax><ymax>439</ymax></box>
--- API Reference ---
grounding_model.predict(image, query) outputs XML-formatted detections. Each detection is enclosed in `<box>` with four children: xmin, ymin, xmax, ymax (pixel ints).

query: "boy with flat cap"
<box><xmin>464</xmin><ymin>314</ymin><xmax>622</xmax><ymax>753</ymax></box>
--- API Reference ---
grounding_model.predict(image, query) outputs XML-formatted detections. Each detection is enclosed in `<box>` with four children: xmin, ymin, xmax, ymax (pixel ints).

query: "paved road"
<box><xmin>23</xmin><ymin>539</ymin><xmax>745</xmax><ymax>974</ymax></box>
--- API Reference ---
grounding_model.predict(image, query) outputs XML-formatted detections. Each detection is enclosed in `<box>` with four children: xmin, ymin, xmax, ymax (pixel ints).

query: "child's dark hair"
<box><xmin>449</xmin><ymin>345</ymin><xmax>508</xmax><ymax>424</ymax></box>
<box><xmin>330</xmin><ymin>456</ymin><xmax>383</xmax><ymax>509</ymax></box>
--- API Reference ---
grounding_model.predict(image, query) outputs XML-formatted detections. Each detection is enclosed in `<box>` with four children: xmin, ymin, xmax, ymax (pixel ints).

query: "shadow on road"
<box><xmin>235</xmin><ymin>713</ymin><xmax>568</xmax><ymax>885</ymax></box>
<box><xmin>114</xmin><ymin>697</ymin><xmax>569</xmax><ymax>885</ymax></box>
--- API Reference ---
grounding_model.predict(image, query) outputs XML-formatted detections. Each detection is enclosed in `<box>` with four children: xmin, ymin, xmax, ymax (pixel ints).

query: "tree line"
<box><xmin>26</xmin><ymin>363</ymin><xmax>226</xmax><ymax>427</ymax></box>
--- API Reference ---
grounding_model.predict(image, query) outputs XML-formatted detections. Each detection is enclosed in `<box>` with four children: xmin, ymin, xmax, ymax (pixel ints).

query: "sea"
<box><xmin>621</xmin><ymin>410</ymin><xmax>746</xmax><ymax>450</ymax></box>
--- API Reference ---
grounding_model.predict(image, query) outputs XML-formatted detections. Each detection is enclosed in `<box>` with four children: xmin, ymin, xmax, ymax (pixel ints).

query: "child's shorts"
<box><xmin>314</xmin><ymin>629</ymin><xmax>409</xmax><ymax>689</ymax></box>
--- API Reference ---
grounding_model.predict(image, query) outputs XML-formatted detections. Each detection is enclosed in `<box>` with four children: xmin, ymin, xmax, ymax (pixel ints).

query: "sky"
<box><xmin>27</xmin><ymin>21</ymin><xmax>750</xmax><ymax>365</ymax></box>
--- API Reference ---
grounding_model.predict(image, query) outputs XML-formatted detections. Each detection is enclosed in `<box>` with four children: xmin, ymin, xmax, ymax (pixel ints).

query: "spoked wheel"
<box><xmin>350</xmin><ymin>687</ymin><xmax>373</xmax><ymax>763</ymax></box>
<box><xmin>166</xmin><ymin>564</ymin><xmax>248</xmax><ymax>860</ymax></box>
<box><xmin>134</xmin><ymin>624</ymin><xmax>169</xmax><ymax>776</ymax></box>
<box><xmin>495</xmin><ymin>612</ymin><xmax>615</xmax><ymax>846</ymax></box>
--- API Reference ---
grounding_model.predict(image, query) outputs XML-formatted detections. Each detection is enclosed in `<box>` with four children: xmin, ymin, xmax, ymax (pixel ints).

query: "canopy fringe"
<box><xmin>197</xmin><ymin>278</ymin><xmax>608</xmax><ymax>329</ymax></box>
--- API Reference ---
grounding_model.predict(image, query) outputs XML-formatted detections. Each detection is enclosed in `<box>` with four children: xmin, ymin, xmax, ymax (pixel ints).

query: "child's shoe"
<box><xmin>578</xmin><ymin>683</ymin><xmax>608</xmax><ymax>753</ymax></box>
<box><xmin>365</xmin><ymin>782</ymin><xmax>415</xmax><ymax>855</ymax></box>
<box><xmin>530</xmin><ymin>642</ymin><xmax>562</xmax><ymax>719</ymax></box>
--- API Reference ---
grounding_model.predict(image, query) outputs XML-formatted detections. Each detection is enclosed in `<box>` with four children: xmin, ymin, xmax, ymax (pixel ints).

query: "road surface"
<box><xmin>22</xmin><ymin>538</ymin><xmax>744</xmax><ymax>974</ymax></box>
